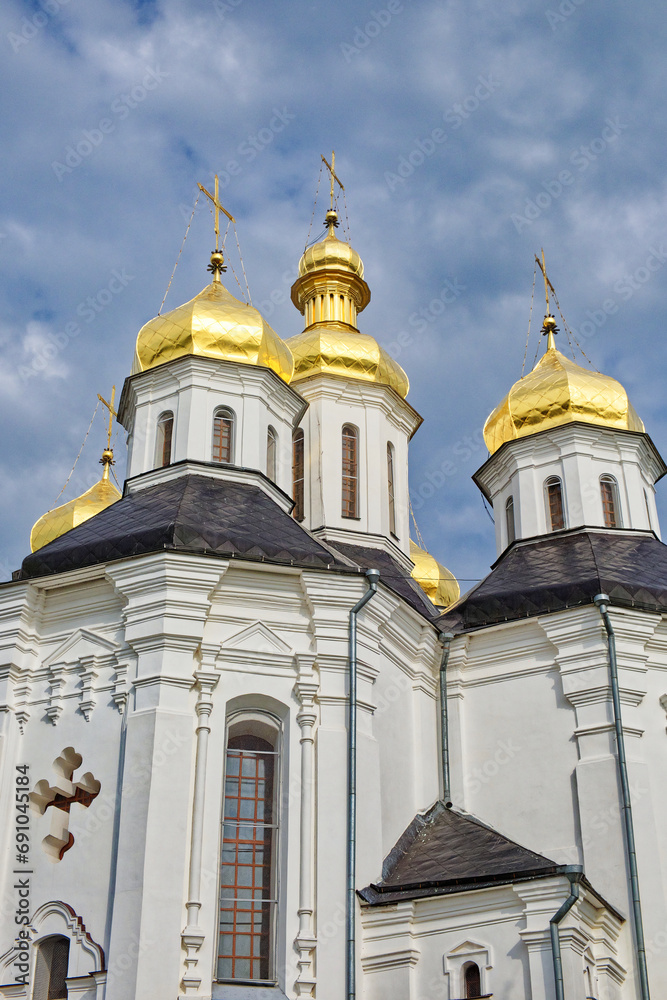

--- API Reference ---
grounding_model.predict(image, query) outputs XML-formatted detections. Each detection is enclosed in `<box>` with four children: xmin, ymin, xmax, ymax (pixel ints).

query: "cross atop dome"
<box><xmin>197</xmin><ymin>175</ymin><xmax>236</xmax><ymax>280</ymax></box>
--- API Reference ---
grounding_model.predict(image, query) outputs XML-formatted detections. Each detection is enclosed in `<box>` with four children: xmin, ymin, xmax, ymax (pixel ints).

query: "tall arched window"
<box><xmin>342</xmin><ymin>425</ymin><xmax>358</xmax><ymax>519</ymax></box>
<box><xmin>292</xmin><ymin>429</ymin><xmax>304</xmax><ymax>521</ymax></box>
<box><xmin>266</xmin><ymin>427</ymin><xmax>277</xmax><ymax>482</ymax></box>
<box><xmin>505</xmin><ymin>495</ymin><xmax>515</xmax><ymax>545</ymax></box>
<box><xmin>545</xmin><ymin>476</ymin><xmax>565</xmax><ymax>531</ymax></box>
<box><xmin>463</xmin><ymin>961</ymin><xmax>482</xmax><ymax>999</ymax></box>
<box><xmin>33</xmin><ymin>935</ymin><xmax>70</xmax><ymax>1000</ymax></box>
<box><xmin>213</xmin><ymin>407</ymin><xmax>235</xmax><ymax>464</ymax></box>
<box><xmin>155</xmin><ymin>411</ymin><xmax>173</xmax><ymax>468</ymax></box>
<box><xmin>387</xmin><ymin>443</ymin><xmax>396</xmax><ymax>536</ymax></box>
<box><xmin>600</xmin><ymin>474</ymin><xmax>621</xmax><ymax>528</ymax></box>
<box><xmin>217</xmin><ymin>724</ymin><xmax>280</xmax><ymax>983</ymax></box>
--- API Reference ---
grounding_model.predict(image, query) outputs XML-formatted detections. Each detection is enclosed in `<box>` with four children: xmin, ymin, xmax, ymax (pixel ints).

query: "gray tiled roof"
<box><xmin>438</xmin><ymin>527</ymin><xmax>667</xmax><ymax>633</ymax></box>
<box><xmin>360</xmin><ymin>802</ymin><xmax>560</xmax><ymax>904</ymax></box>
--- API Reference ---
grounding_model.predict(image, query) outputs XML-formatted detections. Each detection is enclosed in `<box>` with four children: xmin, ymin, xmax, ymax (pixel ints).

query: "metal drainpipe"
<box><xmin>550</xmin><ymin>866</ymin><xmax>583</xmax><ymax>1000</ymax></box>
<box><xmin>594</xmin><ymin>594</ymin><xmax>651</xmax><ymax>1000</ymax></box>
<box><xmin>347</xmin><ymin>568</ymin><xmax>380</xmax><ymax>1000</ymax></box>
<box><xmin>439</xmin><ymin>632</ymin><xmax>454</xmax><ymax>807</ymax></box>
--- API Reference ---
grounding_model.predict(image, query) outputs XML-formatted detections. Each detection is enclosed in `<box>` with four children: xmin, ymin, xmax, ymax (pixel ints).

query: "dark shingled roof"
<box><xmin>328</xmin><ymin>541</ymin><xmax>438</xmax><ymax>620</ymax></box>
<box><xmin>437</xmin><ymin>527</ymin><xmax>667</xmax><ymax>633</ymax></box>
<box><xmin>19</xmin><ymin>475</ymin><xmax>351</xmax><ymax>580</ymax></box>
<box><xmin>360</xmin><ymin>802</ymin><xmax>560</xmax><ymax>904</ymax></box>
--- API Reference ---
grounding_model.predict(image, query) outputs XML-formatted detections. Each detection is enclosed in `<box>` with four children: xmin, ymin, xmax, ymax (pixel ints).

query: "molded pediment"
<box><xmin>223</xmin><ymin>622</ymin><xmax>293</xmax><ymax>656</ymax></box>
<box><xmin>44</xmin><ymin>628</ymin><xmax>119</xmax><ymax>668</ymax></box>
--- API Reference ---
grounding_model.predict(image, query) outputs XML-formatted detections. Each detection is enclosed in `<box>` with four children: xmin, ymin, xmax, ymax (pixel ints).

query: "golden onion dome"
<box><xmin>298</xmin><ymin>230</ymin><xmax>364</xmax><ymax>278</ymax></box>
<box><xmin>286</xmin><ymin>327</ymin><xmax>409</xmax><ymax>398</ymax></box>
<box><xmin>30</xmin><ymin>456</ymin><xmax>121</xmax><ymax>553</ymax></box>
<box><xmin>289</xmin><ymin>210</ymin><xmax>408</xmax><ymax>398</ymax></box>
<box><xmin>484</xmin><ymin>324</ymin><xmax>644</xmax><ymax>455</ymax></box>
<box><xmin>132</xmin><ymin>279</ymin><xmax>294</xmax><ymax>382</ymax></box>
<box><xmin>410</xmin><ymin>540</ymin><xmax>460</xmax><ymax>609</ymax></box>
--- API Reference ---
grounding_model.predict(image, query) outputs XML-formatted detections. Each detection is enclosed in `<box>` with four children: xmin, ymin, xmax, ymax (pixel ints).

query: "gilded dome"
<box><xmin>30</xmin><ymin>464</ymin><xmax>121</xmax><ymax>553</ymax></box>
<box><xmin>133</xmin><ymin>280</ymin><xmax>294</xmax><ymax>382</ymax></box>
<box><xmin>410</xmin><ymin>540</ymin><xmax>460</xmax><ymax>609</ymax></box>
<box><xmin>484</xmin><ymin>336</ymin><xmax>644</xmax><ymax>455</ymax></box>
<box><xmin>286</xmin><ymin>327</ymin><xmax>409</xmax><ymax>398</ymax></box>
<box><xmin>298</xmin><ymin>231</ymin><xmax>364</xmax><ymax>278</ymax></box>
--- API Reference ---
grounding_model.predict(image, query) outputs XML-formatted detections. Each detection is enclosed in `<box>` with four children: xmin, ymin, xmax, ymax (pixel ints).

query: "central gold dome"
<box><xmin>133</xmin><ymin>280</ymin><xmax>294</xmax><ymax>382</ymax></box>
<box><xmin>288</xmin><ymin>220</ymin><xmax>409</xmax><ymax>398</ymax></box>
<box><xmin>484</xmin><ymin>334</ymin><xmax>644</xmax><ymax>455</ymax></box>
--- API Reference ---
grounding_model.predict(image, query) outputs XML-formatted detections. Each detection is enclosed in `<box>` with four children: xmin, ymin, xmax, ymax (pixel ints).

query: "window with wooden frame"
<box><xmin>387</xmin><ymin>443</ymin><xmax>397</xmax><ymax>536</ymax></box>
<box><xmin>292</xmin><ymin>429</ymin><xmax>305</xmax><ymax>521</ymax></box>
<box><xmin>505</xmin><ymin>495</ymin><xmax>515</xmax><ymax>545</ymax></box>
<box><xmin>155</xmin><ymin>412</ymin><xmax>173</xmax><ymax>468</ymax></box>
<box><xmin>600</xmin><ymin>474</ymin><xmax>621</xmax><ymax>528</ymax></box>
<box><xmin>545</xmin><ymin>476</ymin><xmax>565</xmax><ymax>531</ymax></box>
<box><xmin>266</xmin><ymin>427</ymin><xmax>277</xmax><ymax>482</ymax></box>
<box><xmin>213</xmin><ymin>407</ymin><xmax>235</xmax><ymax>464</ymax></box>
<box><xmin>217</xmin><ymin>728</ymin><xmax>280</xmax><ymax>984</ymax></box>
<box><xmin>342</xmin><ymin>425</ymin><xmax>359</xmax><ymax>519</ymax></box>
<box><xmin>33</xmin><ymin>935</ymin><xmax>70</xmax><ymax>1000</ymax></box>
<box><xmin>463</xmin><ymin>961</ymin><xmax>482</xmax><ymax>998</ymax></box>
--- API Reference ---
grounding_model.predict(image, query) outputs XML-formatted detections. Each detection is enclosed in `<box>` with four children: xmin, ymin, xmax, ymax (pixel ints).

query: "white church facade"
<box><xmin>1</xmin><ymin>182</ymin><xmax>666</xmax><ymax>1000</ymax></box>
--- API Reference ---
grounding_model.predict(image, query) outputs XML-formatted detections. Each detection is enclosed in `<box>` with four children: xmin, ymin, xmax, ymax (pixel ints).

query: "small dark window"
<box><xmin>155</xmin><ymin>412</ymin><xmax>173</xmax><ymax>468</ymax></box>
<box><xmin>387</xmin><ymin>443</ymin><xmax>397</xmax><ymax>535</ymax></box>
<box><xmin>342</xmin><ymin>425</ymin><xmax>359</xmax><ymax>518</ymax></box>
<box><xmin>213</xmin><ymin>408</ymin><xmax>234</xmax><ymax>464</ymax></box>
<box><xmin>266</xmin><ymin>427</ymin><xmax>277</xmax><ymax>481</ymax></box>
<box><xmin>545</xmin><ymin>476</ymin><xmax>565</xmax><ymax>531</ymax></box>
<box><xmin>464</xmin><ymin>961</ymin><xmax>482</xmax><ymax>998</ymax></box>
<box><xmin>34</xmin><ymin>935</ymin><xmax>70</xmax><ymax>1000</ymax></box>
<box><xmin>292</xmin><ymin>429</ymin><xmax>305</xmax><ymax>521</ymax></box>
<box><xmin>505</xmin><ymin>495</ymin><xmax>515</xmax><ymax>545</ymax></box>
<box><xmin>600</xmin><ymin>475</ymin><xmax>620</xmax><ymax>528</ymax></box>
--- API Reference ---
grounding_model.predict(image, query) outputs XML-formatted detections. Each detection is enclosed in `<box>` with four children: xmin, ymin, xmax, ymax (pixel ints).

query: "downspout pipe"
<box><xmin>594</xmin><ymin>594</ymin><xmax>651</xmax><ymax>1000</ymax></box>
<box><xmin>439</xmin><ymin>632</ymin><xmax>454</xmax><ymax>807</ymax></box>
<box><xmin>550</xmin><ymin>866</ymin><xmax>583</xmax><ymax>1000</ymax></box>
<box><xmin>347</xmin><ymin>568</ymin><xmax>380</xmax><ymax>1000</ymax></box>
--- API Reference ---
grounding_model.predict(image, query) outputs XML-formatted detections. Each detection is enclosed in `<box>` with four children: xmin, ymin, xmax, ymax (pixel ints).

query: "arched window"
<box><xmin>342</xmin><ymin>425</ymin><xmax>358</xmax><ymax>519</ymax></box>
<box><xmin>213</xmin><ymin>407</ymin><xmax>235</xmax><ymax>464</ymax></box>
<box><xmin>644</xmin><ymin>488</ymin><xmax>653</xmax><ymax>530</ymax></box>
<box><xmin>155</xmin><ymin>411</ymin><xmax>173</xmax><ymax>468</ymax></box>
<box><xmin>545</xmin><ymin>476</ymin><xmax>565</xmax><ymax>531</ymax></box>
<box><xmin>387</xmin><ymin>443</ymin><xmax>397</xmax><ymax>536</ymax></box>
<box><xmin>505</xmin><ymin>495</ymin><xmax>515</xmax><ymax>545</ymax></box>
<box><xmin>600</xmin><ymin>474</ymin><xmax>621</xmax><ymax>528</ymax></box>
<box><xmin>292</xmin><ymin>429</ymin><xmax>305</xmax><ymax>521</ymax></box>
<box><xmin>217</xmin><ymin>723</ymin><xmax>280</xmax><ymax>983</ymax></box>
<box><xmin>266</xmin><ymin>427</ymin><xmax>277</xmax><ymax>482</ymax></box>
<box><xmin>463</xmin><ymin>961</ymin><xmax>482</xmax><ymax>999</ymax></box>
<box><xmin>34</xmin><ymin>935</ymin><xmax>70</xmax><ymax>1000</ymax></box>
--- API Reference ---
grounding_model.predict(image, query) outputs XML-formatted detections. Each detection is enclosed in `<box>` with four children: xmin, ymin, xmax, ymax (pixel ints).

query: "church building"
<box><xmin>1</xmin><ymin>171</ymin><xmax>666</xmax><ymax>1000</ymax></box>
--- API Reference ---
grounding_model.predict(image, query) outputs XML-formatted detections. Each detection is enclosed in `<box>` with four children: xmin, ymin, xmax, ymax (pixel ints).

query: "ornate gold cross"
<box><xmin>97</xmin><ymin>385</ymin><xmax>117</xmax><ymax>472</ymax></box>
<box><xmin>197</xmin><ymin>175</ymin><xmax>236</xmax><ymax>252</ymax></box>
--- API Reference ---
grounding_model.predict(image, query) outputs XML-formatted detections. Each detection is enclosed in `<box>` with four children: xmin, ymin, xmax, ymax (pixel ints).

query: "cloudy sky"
<box><xmin>1</xmin><ymin>0</ymin><xmax>667</xmax><ymax>587</ymax></box>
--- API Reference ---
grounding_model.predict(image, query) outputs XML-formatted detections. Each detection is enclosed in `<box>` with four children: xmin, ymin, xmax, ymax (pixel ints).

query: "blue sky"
<box><xmin>1</xmin><ymin>0</ymin><xmax>667</xmax><ymax>587</ymax></box>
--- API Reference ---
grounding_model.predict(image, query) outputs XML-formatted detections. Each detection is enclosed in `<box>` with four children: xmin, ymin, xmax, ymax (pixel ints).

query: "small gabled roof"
<box><xmin>360</xmin><ymin>802</ymin><xmax>560</xmax><ymax>905</ymax></box>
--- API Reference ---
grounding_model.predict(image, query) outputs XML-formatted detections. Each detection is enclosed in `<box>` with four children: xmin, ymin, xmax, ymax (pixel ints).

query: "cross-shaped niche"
<box><xmin>30</xmin><ymin>747</ymin><xmax>101</xmax><ymax>862</ymax></box>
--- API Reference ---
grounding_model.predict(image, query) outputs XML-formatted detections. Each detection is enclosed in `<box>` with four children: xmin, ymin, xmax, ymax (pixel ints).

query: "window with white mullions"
<box><xmin>545</xmin><ymin>476</ymin><xmax>565</xmax><ymax>531</ymax></box>
<box><xmin>600</xmin><ymin>474</ymin><xmax>621</xmax><ymax>528</ymax></box>
<box><xmin>213</xmin><ymin>407</ymin><xmax>235</xmax><ymax>464</ymax></box>
<box><xmin>155</xmin><ymin>412</ymin><xmax>173</xmax><ymax>468</ymax></box>
<box><xmin>217</xmin><ymin>736</ymin><xmax>279</xmax><ymax>983</ymax></box>
<box><xmin>342</xmin><ymin>424</ymin><xmax>359</xmax><ymax>518</ymax></box>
